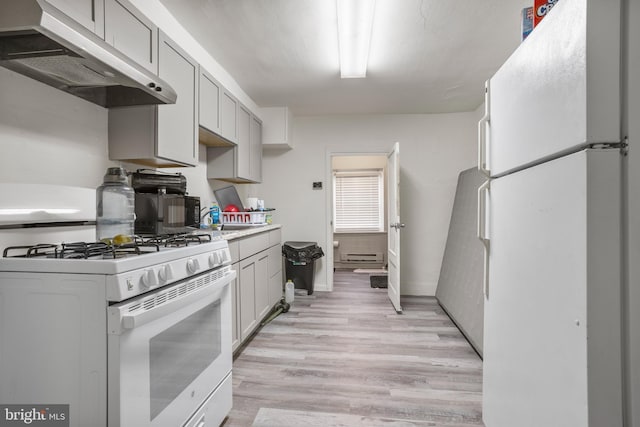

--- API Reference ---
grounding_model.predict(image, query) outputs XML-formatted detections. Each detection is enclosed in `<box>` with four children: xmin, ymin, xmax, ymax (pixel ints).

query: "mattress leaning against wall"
<box><xmin>435</xmin><ymin>167</ymin><xmax>486</xmax><ymax>356</ymax></box>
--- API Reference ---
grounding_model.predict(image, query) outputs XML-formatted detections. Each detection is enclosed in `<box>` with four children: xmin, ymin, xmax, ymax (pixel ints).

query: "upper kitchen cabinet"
<box><xmin>261</xmin><ymin>106</ymin><xmax>293</xmax><ymax>149</ymax></box>
<box><xmin>104</xmin><ymin>0</ymin><xmax>157</xmax><ymax>73</ymax></box>
<box><xmin>199</xmin><ymin>69</ymin><xmax>221</xmax><ymax>140</ymax></box>
<box><xmin>109</xmin><ymin>30</ymin><xmax>199</xmax><ymax>167</ymax></box>
<box><xmin>236</xmin><ymin>102</ymin><xmax>251</xmax><ymax>180</ymax></box>
<box><xmin>220</xmin><ymin>88</ymin><xmax>238</xmax><ymax>144</ymax></box>
<box><xmin>46</xmin><ymin>0</ymin><xmax>105</xmax><ymax>38</ymax></box>
<box><xmin>250</xmin><ymin>115</ymin><xmax>263</xmax><ymax>182</ymax></box>
<box><xmin>207</xmin><ymin>104</ymin><xmax>262</xmax><ymax>183</ymax></box>
<box><xmin>199</xmin><ymin>69</ymin><xmax>237</xmax><ymax>147</ymax></box>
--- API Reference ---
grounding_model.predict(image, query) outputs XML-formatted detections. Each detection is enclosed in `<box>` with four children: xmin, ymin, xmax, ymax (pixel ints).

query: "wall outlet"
<box><xmin>313</xmin><ymin>182</ymin><xmax>322</xmax><ymax>189</ymax></box>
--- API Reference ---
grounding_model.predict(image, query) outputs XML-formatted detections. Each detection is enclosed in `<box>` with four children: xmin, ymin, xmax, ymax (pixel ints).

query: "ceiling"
<box><xmin>159</xmin><ymin>0</ymin><xmax>530</xmax><ymax>116</ymax></box>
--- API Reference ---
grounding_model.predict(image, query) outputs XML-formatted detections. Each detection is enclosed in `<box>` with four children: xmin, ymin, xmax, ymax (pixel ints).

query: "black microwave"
<box><xmin>134</xmin><ymin>193</ymin><xmax>200</xmax><ymax>235</ymax></box>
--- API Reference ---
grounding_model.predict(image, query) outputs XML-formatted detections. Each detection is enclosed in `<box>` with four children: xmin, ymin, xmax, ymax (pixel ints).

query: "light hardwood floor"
<box><xmin>224</xmin><ymin>271</ymin><xmax>484</xmax><ymax>427</ymax></box>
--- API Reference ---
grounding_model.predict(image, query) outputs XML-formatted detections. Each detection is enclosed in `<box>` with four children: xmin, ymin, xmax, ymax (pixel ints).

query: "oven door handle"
<box><xmin>108</xmin><ymin>270</ymin><xmax>236</xmax><ymax>335</ymax></box>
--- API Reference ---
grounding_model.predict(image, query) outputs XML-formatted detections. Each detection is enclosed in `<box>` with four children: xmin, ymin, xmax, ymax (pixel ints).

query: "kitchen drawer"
<box><xmin>228</xmin><ymin>241</ymin><xmax>240</xmax><ymax>264</ymax></box>
<box><xmin>183</xmin><ymin>373</ymin><xmax>232</xmax><ymax>427</ymax></box>
<box><xmin>268</xmin><ymin>228</ymin><xmax>282</xmax><ymax>247</ymax></box>
<box><xmin>239</xmin><ymin>232</ymin><xmax>269</xmax><ymax>260</ymax></box>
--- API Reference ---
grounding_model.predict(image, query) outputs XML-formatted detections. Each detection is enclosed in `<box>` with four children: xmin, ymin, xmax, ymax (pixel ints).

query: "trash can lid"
<box><xmin>283</xmin><ymin>241</ymin><xmax>317</xmax><ymax>250</ymax></box>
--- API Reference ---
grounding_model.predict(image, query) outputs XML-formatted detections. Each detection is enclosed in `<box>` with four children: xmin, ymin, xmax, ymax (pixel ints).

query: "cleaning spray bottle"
<box><xmin>210</xmin><ymin>201</ymin><xmax>220</xmax><ymax>228</ymax></box>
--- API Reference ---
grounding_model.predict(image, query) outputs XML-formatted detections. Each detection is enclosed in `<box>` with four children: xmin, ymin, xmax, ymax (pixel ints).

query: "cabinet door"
<box><xmin>220</xmin><ymin>89</ymin><xmax>237</xmax><ymax>144</ymax></box>
<box><xmin>104</xmin><ymin>0</ymin><xmax>157</xmax><ymax>73</ymax></box>
<box><xmin>254</xmin><ymin>252</ymin><xmax>270</xmax><ymax>321</ymax></box>
<box><xmin>236</xmin><ymin>103</ymin><xmax>251</xmax><ymax>180</ymax></box>
<box><xmin>199</xmin><ymin>70</ymin><xmax>221</xmax><ymax>135</ymax></box>
<box><xmin>268</xmin><ymin>245</ymin><xmax>283</xmax><ymax>307</ymax></box>
<box><xmin>239</xmin><ymin>257</ymin><xmax>257</xmax><ymax>341</ymax></box>
<box><xmin>250</xmin><ymin>115</ymin><xmax>263</xmax><ymax>183</ymax></box>
<box><xmin>230</xmin><ymin>264</ymin><xmax>240</xmax><ymax>352</ymax></box>
<box><xmin>261</xmin><ymin>106</ymin><xmax>293</xmax><ymax>149</ymax></box>
<box><xmin>156</xmin><ymin>31</ymin><xmax>198</xmax><ymax>166</ymax></box>
<box><xmin>46</xmin><ymin>0</ymin><xmax>105</xmax><ymax>37</ymax></box>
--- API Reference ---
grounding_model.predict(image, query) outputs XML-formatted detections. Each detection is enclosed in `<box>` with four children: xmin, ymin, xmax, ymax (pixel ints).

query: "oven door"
<box><xmin>107</xmin><ymin>267</ymin><xmax>235</xmax><ymax>427</ymax></box>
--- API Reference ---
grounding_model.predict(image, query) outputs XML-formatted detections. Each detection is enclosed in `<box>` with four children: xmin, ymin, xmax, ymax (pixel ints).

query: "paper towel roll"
<box><xmin>333</xmin><ymin>241</ymin><xmax>339</xmax><ymax>248</ymax></box>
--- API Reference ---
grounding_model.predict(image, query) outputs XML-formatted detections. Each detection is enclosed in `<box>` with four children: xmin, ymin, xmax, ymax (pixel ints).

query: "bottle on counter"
<box><xmin>210</xmin><ymin>201</ymin><xmax>220</xmax><ymax>226</ymax></box>
<box><xmin>96</xmin><ymin>167</ymin><xmax>135</xmax><ymax>242</ymax></box>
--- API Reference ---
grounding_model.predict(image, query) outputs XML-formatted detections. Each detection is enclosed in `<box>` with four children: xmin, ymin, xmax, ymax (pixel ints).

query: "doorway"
<box><xmin>327</xmin><ymin>153</ymin><xmax>388</xmax><ymax>290</ymax></box>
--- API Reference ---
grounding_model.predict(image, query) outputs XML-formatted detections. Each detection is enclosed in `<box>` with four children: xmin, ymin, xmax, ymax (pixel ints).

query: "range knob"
<box><xmin>158</xmin><ymin>264</ymin><xmax>173</xmax><ymax>282</ymax></box>
<box><xmin>208</xmin><ymin>253</ymin><xmax>218</xmax><ymax>268</ymax></box>
<box><xmin>186</xmin><ymin>258</ymin><xmax>200</xmax><ymax>274</ymax></box>
<box><xmin>140</xmin><ymin>269</ymin><xmax>157</xmax><ymax>289</ymax></box>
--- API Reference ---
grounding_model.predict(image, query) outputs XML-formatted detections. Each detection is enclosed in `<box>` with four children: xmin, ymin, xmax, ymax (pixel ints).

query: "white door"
<box><xmin>482</xmin><ymin>0</ymin><xmax>620</xmax><ymax>177</ymax></box>
<box><xmin>480</xmin><ymin>149</ymin><xmax>622</xmax><ymax>427</ymax></box>
<box><xmin>387</xmin><ymin>142</ymin><xmax>402</xmax><ymax>313</ymax></box>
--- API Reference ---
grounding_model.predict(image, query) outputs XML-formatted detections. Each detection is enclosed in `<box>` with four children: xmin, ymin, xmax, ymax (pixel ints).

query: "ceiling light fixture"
<box><xmin>336</xmin><ymin>0</ymin><xmax>376</xmax><ymax>78</ymax></box>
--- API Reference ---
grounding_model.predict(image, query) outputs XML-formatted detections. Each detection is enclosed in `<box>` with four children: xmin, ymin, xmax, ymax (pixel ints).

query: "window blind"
<box><xmin>333</xmin><ymin>170</ymin><xmax>383</xmax><ymax>233</ymax></box>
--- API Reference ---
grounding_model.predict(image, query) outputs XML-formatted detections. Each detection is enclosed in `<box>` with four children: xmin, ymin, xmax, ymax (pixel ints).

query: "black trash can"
<box><xmin>282</xmin><ymin>241</ymin><xmax>324</xmax><ymax>295</ymax></box>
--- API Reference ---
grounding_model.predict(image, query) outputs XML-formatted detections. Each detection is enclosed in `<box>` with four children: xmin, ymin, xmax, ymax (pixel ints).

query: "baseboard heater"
<box><xmin>340</xmin><ymin>252</ymin><xmax>383</xmax><ymax>263</ymax></box>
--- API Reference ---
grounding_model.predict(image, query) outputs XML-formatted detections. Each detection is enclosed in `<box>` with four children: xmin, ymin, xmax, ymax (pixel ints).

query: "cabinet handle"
<box><xmin>478</xmin><ymin>80</ymin><xmax>491</xmax><ymax>177</ymax></box>
<box><xmin>477</xmin><ymin>180</ymin><xmax>490</xmax><ymax>299</ymax></box>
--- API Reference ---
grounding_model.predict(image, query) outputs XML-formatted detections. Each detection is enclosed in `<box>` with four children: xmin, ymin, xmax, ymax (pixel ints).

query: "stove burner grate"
<box><xmin>143</xmin><ymin>232</ymin><xmax>212</xmax><ymax>247</ymax></box>
<box><xmin>2</xmin><ymin>232</ymin><xmax>214</xmax><ymax>259</ymax></box>
<box><xmin>60</xmin><ymin>239</ymin><xmax>160</xmax><ymax>259</ymax></box>
<box><xmin>2</xmin><ymin>244</ymin><xmax>60</xmax><ymax>258</ymax></box>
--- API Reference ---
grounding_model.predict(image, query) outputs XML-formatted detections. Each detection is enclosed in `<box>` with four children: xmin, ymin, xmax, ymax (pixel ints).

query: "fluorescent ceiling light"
<box><xmin>0</xmin><ymin>209</ymin><xmax>80</xmax><ymax>215</ymax></box>
<box><xmin>337</xmin><ymin>0</ymin><xmax>376</xmax><ymax>78</ymax></box>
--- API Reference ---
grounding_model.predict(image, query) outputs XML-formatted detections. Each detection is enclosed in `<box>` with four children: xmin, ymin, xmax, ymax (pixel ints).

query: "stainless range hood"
<box><xmin>0</xmin><ymin>0</ymin><xmax>177</xmax><ymax>108</ymax></box>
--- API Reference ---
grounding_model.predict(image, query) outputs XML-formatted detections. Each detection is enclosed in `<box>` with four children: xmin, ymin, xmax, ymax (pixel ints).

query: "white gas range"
<box><xmin>0</xmin><ymin>185</ymin><xmax>234</xmax><ymax>427</ymax></box>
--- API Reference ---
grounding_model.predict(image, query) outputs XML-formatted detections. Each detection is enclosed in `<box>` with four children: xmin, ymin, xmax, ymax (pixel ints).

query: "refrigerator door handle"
<box><xmin>478</xmin><ymin>80</ymin><xmax>491</xmax><ymax>176</ymax></box>
<box><xmin>477</xmin><ymin>179</ymin><xmax>490</xmax><ymax>299</ymax></box>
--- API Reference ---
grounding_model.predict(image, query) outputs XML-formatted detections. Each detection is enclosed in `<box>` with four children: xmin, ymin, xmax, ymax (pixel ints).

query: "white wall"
<box><xmin>0</xmin><ymin>66</ymin><xmax>232</xmax><ymax>212</ymax></box>
<box><xmin>0</xmin><ymin>68</ymin><xmax>111</xmax><ymax>188</ymax></box>
<box><xmin>258</xmin><ymin>112</ymin><xmax>480</xmax><ymax>295</ymax></box>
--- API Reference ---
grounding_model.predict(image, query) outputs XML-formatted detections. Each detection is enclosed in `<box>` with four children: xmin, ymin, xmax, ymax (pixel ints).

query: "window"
<box><xmin>333</xmin><ymin>169</ymin><xmax>384</xmax><ymax>233</ymax></box>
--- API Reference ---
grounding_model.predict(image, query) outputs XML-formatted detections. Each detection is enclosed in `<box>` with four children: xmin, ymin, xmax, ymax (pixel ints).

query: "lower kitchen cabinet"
<box><xmin>229</xmin><ymin>269</ymin><xmax>240</xmax><ymax>351</ymax></box>
<box><xmin>229</xmin><ymin>227</ymin><xmax>282</xmax><ymax>352</ymax></box>
<box><xmin>268</xmin><ymin>244</ymin><xmax>283</xmax><ymax>307</ymax></box>
<box><xmin>239</xmin><ymin>256</ymin><xmax>258</xmax><ymax>341</ymax></box>
<box><xmin>254</xmin><ymin>252</ymin><xmax>270</xmax><ymax>321</ymax></box>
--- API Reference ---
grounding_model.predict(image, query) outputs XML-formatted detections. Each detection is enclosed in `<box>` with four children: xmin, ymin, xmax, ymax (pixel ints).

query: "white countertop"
<box><xmin>215</xmin><ymin>224</ymin><xmax>281</xmax><ymax>241</ymax></box>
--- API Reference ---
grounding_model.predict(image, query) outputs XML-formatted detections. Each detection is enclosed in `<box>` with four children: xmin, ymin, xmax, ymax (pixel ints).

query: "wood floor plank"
<box><xmin>224</xmin><ymin>271</ymin><xmax>484</xmax><ymax>427</ymax></box>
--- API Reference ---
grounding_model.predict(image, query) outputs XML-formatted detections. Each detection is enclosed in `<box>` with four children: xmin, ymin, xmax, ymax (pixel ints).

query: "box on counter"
<box><xmin>521</xmin><ymin>7</ymin><xmax>534</xmax><ymax>40</ymax></box>
<box><xmin>522</xmin><ymin>0</ymin><xmax>560</xmax><ymax>41</ymax></box>
<box><xmin>534</xmin><ymin>0</ymin><xmax>559</xmax><ymax>27</ymax></box>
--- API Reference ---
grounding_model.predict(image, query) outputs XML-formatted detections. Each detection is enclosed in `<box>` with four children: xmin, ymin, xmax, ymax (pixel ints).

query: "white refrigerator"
<box><xmin>478</xmin><ymin>0</ymin><xmax>627</xmax><ymax>425</ymax></box>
